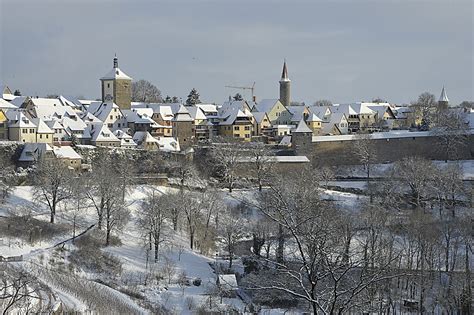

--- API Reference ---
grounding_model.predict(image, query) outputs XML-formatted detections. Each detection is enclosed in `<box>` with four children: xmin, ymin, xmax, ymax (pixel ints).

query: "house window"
<box><xmin>108</xmin><ymin>123</ymin><xmax>113</xmax><ymax>128</ymax></box>
<box><xmin>39</xmin><ymin>134</ymin><xmax>42</xmax><ymax>139</ymax></box>
<box><xmin>245</xmin><ymin>134</ymin><xmax>250</xmax><ymax>138</ymax></box>
<box><xmin>107</xmin><ymin>83</ymin><xmax>110</xmax><ymax>88</ymax></box>
<box><xmin>22</xmin><ymin>129</ymin><xmax>27</xmax><ymax>133</ymax></box>
<box><xmin>244</xmin><ymin>126</ymin><xmax>250</xmax><ymax>130</ymax></box>
<box><xmin>30</xmin><ymin>129</ymin><xmax>35</xmax><ymax>133</ymax></box>
<box><xmin>234</xmin><ymin>126</ymin><xmax>239</xmax><ymax>131</ymax></box>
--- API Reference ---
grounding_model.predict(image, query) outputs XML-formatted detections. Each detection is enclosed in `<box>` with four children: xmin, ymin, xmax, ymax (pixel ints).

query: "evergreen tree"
<box><xmin>13</xmin><ymin>89</ymin><xmax>21</xmax><ymax>96</ymax></box>
<box><xmin>164</xmin><ymin>95</ymin><xmax>172</xmax><ymax>103</ymax></box>
<box><xmin>172</xmin><ymin>96</ymin><xmax>180</xmax><ymax>103</ymax></box>
<box><xmin>233</xmin><ymin>93</ymin><xmax>243</xmax><ymax>101</ymax></box>
<box><xmin>186</xmin><ymin>88</ymin><xmax>201</xmax><ymax>106</ymax></box>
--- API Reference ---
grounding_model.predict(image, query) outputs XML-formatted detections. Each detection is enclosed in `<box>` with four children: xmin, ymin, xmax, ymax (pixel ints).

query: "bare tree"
<box><xmin>313</xmin><ymin>99</ymin><xmax>332</xmax><ymax>107</ymax></box>
<box><xmin>180</xmin><ymin>191</ymin><xmax>203</xmax><ymax>250</ymax></box>
<box><xmin>210</xmin><ymin>138</ymin><xmax>244</xmax><ymax>192</ymax></box>
<box><xmin>431</xmin><ymin>109</ymin><xmax>469</xmax><ymax>162</ymax></box>
<box><xmin>131</xmin><ymin>79</ymin><xmax>163</xmax><ymax>103</ymax></box>
<box><xmin>352</xmin><ymin>133</ymin><xmax>377</xmax><ymax>202</ymax></box>
<box><xmin>66</xmin><ymin>174</ymin><xmax>88</xmax><ymax>243</ymax></box>
<box><xmin>246</xmin><ymin>142</ymin><xmax>275</xmax><ymax>191</ymax></box>
<box><xmin>219</xmin><ymin>204</ymin><xmax>245</xmax><ymax>269</ymax></box>
<box><xmin>411</xmin><ymin>92</ymin><xmax>436</xmax><ymax>130</ymax></box>
<box><xmin>33</xmin><ymin>158</ymin><xmax>72</xmax><ymax>223</ymax></box>
<box><xmin>392</xmin><ymin>156</ymin><xmax>436</xmax><ymax>209</ymax></box>
<box><xmin>242</xmin><ymin>167</ymin><xmax>400</xmax><ymax>314</ymax></box>
<box><xmin>139</xmin><ymin>190</ymin><xmax>166</xmax><ymax>262</ymax></box>
<box><xmin>0</xmin><ymin>267</ymin><xmax>39</xmax><ymax>315</ymax></box>
<box><xmin>161</xmin><ymin>256</ymin><xmax>177</xmax><ymax>285</ymax></box>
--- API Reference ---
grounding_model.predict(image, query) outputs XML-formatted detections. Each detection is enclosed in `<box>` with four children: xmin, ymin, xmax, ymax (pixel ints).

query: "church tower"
<box><xmin>100</xmin><ymin>55</ymin><xmax>132</xmax><ymax>110</ymax></box>
<box><xmin>438</xmin><ymin>86</ymin><xmax>449</xmax><ymax>110</ymax></box>
<box><xmin>279</xmin><ymin>60</ymin><xmax>291</xmax><ymax>108</ymax></box>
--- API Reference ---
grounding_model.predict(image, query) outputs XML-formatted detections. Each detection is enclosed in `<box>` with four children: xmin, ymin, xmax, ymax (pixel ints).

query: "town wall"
<box><xmin>295</xmin><ymin>134</ymin><xmax>474</xmax><ymax>166</ymax></box>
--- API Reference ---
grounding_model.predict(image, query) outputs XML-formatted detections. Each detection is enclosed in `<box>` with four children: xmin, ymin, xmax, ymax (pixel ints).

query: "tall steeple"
<box><xmin>113</xmin><ymin>54</ymin><xmax>118</xmax><ymax>69</ymax></box>
<box><xmin>438</xmin><ymin>86</ymin><xmax>449</xmax><ymax>109</ymax></box>
<box><xmin>279</xmin><ymin>60</ymin><xmax>291</xmax><ymax>108</ymax></box>
<box><xmin>281</xmin><ymin>60</ymin><xmax>289</xmax><ymax>81</ymax></box>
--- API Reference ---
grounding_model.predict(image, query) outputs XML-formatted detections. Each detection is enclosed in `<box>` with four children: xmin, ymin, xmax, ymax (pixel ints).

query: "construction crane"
<box><xmin>225</xmin><ymin>82</ymin><xmax>256</xmax><ymax>101</ymax></box>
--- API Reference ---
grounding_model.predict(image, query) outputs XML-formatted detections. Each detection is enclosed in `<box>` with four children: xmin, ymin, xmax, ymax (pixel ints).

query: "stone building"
<box><xmin>100</xmin><ymin>56</ymin><xmax>132</xmax><ymax>110</ymax></box>
<box><xmin>279</xmin><ymin>60</ymin><xmax>291</xmax><ymax>108</ymax></box>
<box><xmin>172</xmin><ymin>105</ymin><xmax>194</xmax><ymax>149</ymax></box>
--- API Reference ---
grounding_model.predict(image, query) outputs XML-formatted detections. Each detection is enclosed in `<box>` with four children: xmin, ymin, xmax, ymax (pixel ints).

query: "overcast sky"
<box><xmin>1</xmin><ymin>0</ymin><xmax>472</xmax><ymax>105</ymax></box>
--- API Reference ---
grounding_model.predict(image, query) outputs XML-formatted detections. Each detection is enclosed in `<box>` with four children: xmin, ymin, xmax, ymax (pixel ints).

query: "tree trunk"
<box><xmin>154</xmin><ymin>239</ymin><xmax>159</xmax><ymax>262</ymax></box>
<box><xmin>276</xmin><ymin>224</ymin><xmax>284</xmax><ymax>264</ymax></box>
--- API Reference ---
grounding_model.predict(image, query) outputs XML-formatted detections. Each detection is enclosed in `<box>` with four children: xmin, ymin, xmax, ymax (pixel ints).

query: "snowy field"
<box><xmin>4</xmin><ymin>185</ymin><xmax>356</xmax><ymax>314</ymax></box>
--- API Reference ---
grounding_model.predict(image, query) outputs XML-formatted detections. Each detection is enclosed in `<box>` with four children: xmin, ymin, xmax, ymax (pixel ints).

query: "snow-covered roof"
<box><xmin>331</xmin><ymin>103</ymin><xmax>376</xmax><ymax>116</ymax></box>
<box><xmin>173</xmin><ymin>105</ymin><xmax>194</xmax><ymax>122</ymax></box>
<box><xmin>217</xmin><ymin>274</ymin><xmax>237</xmax><ymax>290</ymax></box>
<box><xmin>252</xmin><ymin>112</ymin><xmax>268</xmax><ymax>124</ymax></box>
<box><xmin>439</xmin><ymin>86</ymin><xmax>449</xmax><ymax>103</ymax></box>
<box><xmin>279</xmin><ymin>135</ymin><xmax>292</xmax><ymax>146</ymax></box>
<box><xmin>254</xmin><ymin>99</ymin><xmax>281</xmax><ymax>113</ymax></box>
<box><xmin>187</xmin><ymin>106</ymin><xmax>207</xmax><ymax>120</ymax></box>
<box><xmin>196</xmin><ymin>104</ymin><xmax>218</xmax><ymax>114</ymax></box>
<box><xmin>8</xmin><ymin>111</ymin><xmax>35</xmax><ymax>128</ymax></box>
<box><xmin>32</xmin><ymin>118</ymin><xmax>54</xmax><ymax>134</ymax></box>
<box><xmin>133</xmin><ymin>131</ymin><xmax>159</xmax><ymax>144</ymax></box>
<box><xmin>87</xmin><ymin>101</ymin><xmax>121</xmax><ymax>122</ymax></box>
<box><xmin>366</xmin><ymin>105</ymin><xmax>395</xmax><ymax>119</ymax></box>
<box><xmin>0</xmin><ymin>98</ymin><xmax>17</xmax><ymax>109</ymax></box>
<box><xmin>122</xmin><ymin>109</ymin><xmax>155</xmax><ymax>124</ymax></box>
<box><xmin>89</xmin><ymin>123</ymin><xmax>119</xmax><ymax>143</ymax></box>
<box><xmin>220</xmin><ymin>108</ymin><xmax>253</xmax><ymax>125</ymax></box>
<box><xmin>293</xmin><ymin>118</ymin><xmax>312</xmax><ymax>133</ymax></box>
<box><xmin>81</xmin><ymin>112</ymin><xmax>102</xmax><ymax>123</ymax></box>
<box><xmin>53</xmin><ymin>146</ymin><xmax>82</xmax><ymax>160</ymax></box>
<box><xmin>157</xmin><ymin>136</ymin><xmax>180</xmax><ymax>152</ymax></box>
<box><xmin>100</xmin><ymin>67</ymin><xmax>132</xmax><ymax>80</ymax></box>
<box><xmin>288</xmin><ymin>105</ymin><xmax>307</xmax><ymax>122</ymax></box>
<box><xmin>18</xmin><ymin>143</ymin><xmax>53</xmax><ymax>162</ymax></box>
<box><xmin>46</xmin><ymin>119</ymin><xmax>64</xmax><ymax>130</ymax></box>
<box><xmin>9</xmin><ymin>96</ymin><xmax>28</xmax><ymax>107</ymax></box>
<box><xmin>307</xmin><ymin>113</ymin><xmax>322</xmax><ymax>122</ymax></box>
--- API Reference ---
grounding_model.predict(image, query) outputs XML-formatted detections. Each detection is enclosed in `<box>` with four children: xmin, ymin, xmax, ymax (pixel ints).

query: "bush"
<box><xmin>0</xmin><ymin>216</ymin><xmax>69</xmax><ymax>245</ymax></box>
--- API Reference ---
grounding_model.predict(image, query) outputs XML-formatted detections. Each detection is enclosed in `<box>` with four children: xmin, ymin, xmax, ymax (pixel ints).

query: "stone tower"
<box><xmin>100</xmin><ymin>55</ymin><xmax>132</xmax><ymax>110</ymax></box>
<box><xmin>172</xmin><ymin>105</ymin><xmax>194</xmax><ymax>150</ymax></box>
<box><xmin>438</xmin><ymin>86</ymin><xmax>449</xmax><ymax>110</ymax></box>
<box><xmin>279</xmin><ymin>60</ymin><xmax>291</xmax><ymax>108</ymax></box>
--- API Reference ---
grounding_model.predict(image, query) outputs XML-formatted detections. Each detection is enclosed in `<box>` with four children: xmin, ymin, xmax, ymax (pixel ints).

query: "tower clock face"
<box><xmin>105</xmin><ymin>94</ymin><xmax>113</xmax><ymax>101</ymax></box>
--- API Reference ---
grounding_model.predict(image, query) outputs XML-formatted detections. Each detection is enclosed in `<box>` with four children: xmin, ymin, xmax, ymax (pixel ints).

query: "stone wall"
<box><xmin>114</xmin><ymin>79</ymin><xmax>132</xmax><ymax>110</ymax></box>
<box><xmin>295</xmin><ymin>134</ymin><xmax>474</xmax><ymax>166</ymax></box>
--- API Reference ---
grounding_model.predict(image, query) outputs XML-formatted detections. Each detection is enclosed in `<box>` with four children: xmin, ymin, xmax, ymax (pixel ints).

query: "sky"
<box><xmin>0</xmin><ymin>0</ymin><xmax>473</xmax><ymax>105</ymax></box>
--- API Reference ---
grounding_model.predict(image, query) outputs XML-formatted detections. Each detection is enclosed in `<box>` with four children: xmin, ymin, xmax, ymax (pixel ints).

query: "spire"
<box><xmin>113</xmin><ymin>54</ymin><xmax>118</xmax><ymax>69</ymax></box>
<box><xmin>439</xmin><ymin>86</ymin><xmax>449</xmax><ymax>103</ymax></box>
<box><xmin>281</xmin><ymin>60</ymin><xmax>289</xmax><ymax>81</ymax></box>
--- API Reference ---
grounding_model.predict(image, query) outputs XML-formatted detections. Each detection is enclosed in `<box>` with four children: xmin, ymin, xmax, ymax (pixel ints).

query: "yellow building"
<box><xmin>252</xmin><ymin>112</ymin><xmax>272</xmax><ymax>137</ymax></box>
<box><xmin>306</xmin><ymin>113</ymin><xmax>323</xmax><ymax>136</ymax></box>
<box><xmin>0</xmin><ymin>109</ymin><xmax>8</xmax><ymax>140</ymax></box>
<box><xmin>8</xmin><ymin>112</ymin><xmax>37</xmax><ymax>143</ymax></box>
<box><xmin>32</xmin><ymin>118</ymin><xmax>54</xmax><ymax>144</ymax></box>
<box><xmin>218</xmin><ymin>108</ymin><xmax>253</xmax><ymax>141</ymax></box>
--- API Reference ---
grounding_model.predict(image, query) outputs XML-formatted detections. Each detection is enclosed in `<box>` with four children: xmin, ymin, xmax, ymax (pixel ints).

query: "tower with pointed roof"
<box><xmin>100</xmin><ymin>55</ymin><xmax>132</xmax><ymax>110</ymax></box>
<box><xmin>438</xmin><ymin>86</ymin><xmax>449</xmax><ymax>110</ymax></box>
<box><xmin>172</xmin><ymin>105</ymin><xmax>194</xmax><ymax>149</ymax></box>
<box><xmin>279</xmin><ymin>60</ymin><xmax>291</xmax><ymax>108</ymax></box>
